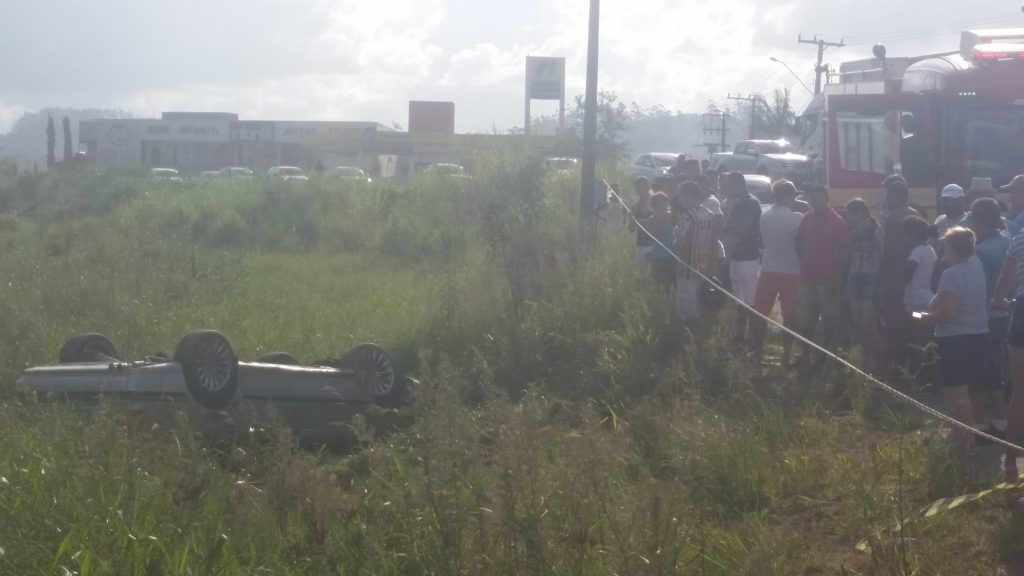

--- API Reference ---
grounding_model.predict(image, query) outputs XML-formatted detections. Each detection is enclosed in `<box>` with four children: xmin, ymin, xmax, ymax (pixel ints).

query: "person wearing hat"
<box><xmin>751</xmin><ymin>179</ymin><xmax>804</xmax><ymax>365</ymax></box>
<box><xmin>935</xmin><ymin>183</ymin><xmax>966</xmax><ymax>240</ymax></box>
<box><xmin>967</xmin><ymin>198</ymin><xmax>1010</xmax><ymax>439</ymax></box>
<box><xmin>1002</xmin><ymin>175</ymin><xmax>1024</xmax><ymax>238</ymax></box>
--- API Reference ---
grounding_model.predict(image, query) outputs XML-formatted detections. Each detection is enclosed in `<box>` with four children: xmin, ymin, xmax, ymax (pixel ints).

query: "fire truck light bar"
<box><xmin>962</xmin><ymin>29</ymin><xmax>1024</xmax><ymax>61</ymax></box>
<box><xmin>973</xmin><ymin>44</ymin><xmax>1024</xmax><ymax>61</ymax></box>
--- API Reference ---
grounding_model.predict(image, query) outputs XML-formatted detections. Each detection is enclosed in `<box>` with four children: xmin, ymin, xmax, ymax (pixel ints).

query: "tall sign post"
<box><xmin>524</xmin><ymin>56</ymin><xmax>566</xmax><ymax>136</ymax></box>
<box><xmin>580</xmin><ymin>0</ymin><xmax>600</xmax><ymax>248</ymax></box>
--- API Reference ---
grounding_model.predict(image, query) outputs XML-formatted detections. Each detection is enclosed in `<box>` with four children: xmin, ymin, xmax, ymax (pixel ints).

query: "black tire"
<box><xmin>339</xmin><ymin>344</ymin><xmax>401</xmax><ymax>405</ymax></box>
<box><xmin>58</xmin><ymin>333</ymin><xmax>118</xmax><ymax>363</ymax></box>
<box><xmin>174</xmin><ymin>330</ymin><xmax>239</xmax><ymax>410</ymax></box>
<box><xmin>255</xmin><ymin>352</ymin><xmax>300</xmax><ymax>365</ymax></box>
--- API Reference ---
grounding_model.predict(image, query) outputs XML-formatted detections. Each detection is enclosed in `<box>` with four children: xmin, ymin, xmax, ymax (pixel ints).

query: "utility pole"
<box><xmin>798</xmin><ymin>35</ymin><xmax>845</xmax><ymax>94</ymax></box>
<box><xmin>727</xmin><ymin>94</ymin><xmax>760</xmax><ymax>139</ymax></box>
<box><xmin>701</xmin><ymin>111</ymin><xmax>729</xmax><ymax>155</ymax></box>
<box><xmin>580</xmin><ymin>0</ymin><xmax>600</xmax><ymax>247</ymax></box>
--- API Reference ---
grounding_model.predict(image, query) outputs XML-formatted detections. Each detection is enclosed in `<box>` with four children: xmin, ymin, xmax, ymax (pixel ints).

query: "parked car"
<box><xmin>220</xmin><ymin>167</ymin><xmax>254</xmax><ymax>178</ymax></box>
<box><xmin>329</xmin><ymin>166</ymin><xmax>372</xmax><ymax>183</ymax></box>
<box><xmin>710</xmin><ymin>139</ymin><xmax>812</xmax><ymax>180</ymax></box>
<box><xmin>19</xmin><ymin>331</ymin><xmax>411</xmax><ymax>445</ymax></box>
<box><xmin>542</xmin><ymin>157</ymin><xmax>579</xmax><ymax>173</ymax></box>
<box><xmin>627</xmin><ymin>153</ymin><xmax>679</xmax><ymax>182</ymax></box>
<box><xmin>424</xmin><ymin>163</ymin><xmax>470</xmax><ymax>179</ymax></box>
<box><xmin>743</xmin><ymin>174</ymin><xmax>775</xmax><ymax>206</ymax></box>
<box><xmin>149</xmin><ymin>167</ymin><xmax>183</xmax><ymax>181</ymax></box>
<box><xmin>267</xmin><ymin>166</ymin><xmax>309</xmax><ymax>181</ymax></box>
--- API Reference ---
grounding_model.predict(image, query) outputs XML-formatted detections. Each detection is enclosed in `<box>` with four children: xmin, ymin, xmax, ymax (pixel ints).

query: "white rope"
<box><xmin>606</xmin><ymin>180</ymin><xmax>1024</xmax><ymax>453</ymax></box>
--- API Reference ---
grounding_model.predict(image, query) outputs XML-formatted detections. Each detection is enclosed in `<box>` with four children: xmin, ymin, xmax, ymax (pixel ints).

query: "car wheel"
<box><xmin>255</xmin><ymin>352</ymin><xmax>300</xmax><ymax>365</ymax></box>
<box><xmin>58</xmin><ymin>333</ymin><xmax>119</xmax><ymax>363</ymax></box>
<box><xmin>339</xmin><ymin>344</ymin><xmax>401</xmax><ymax>405</ymax></box>
<box><xmin>174</xmin><ymin>330</ymin><xmax>238</xmax><ymax>410</ymax></box>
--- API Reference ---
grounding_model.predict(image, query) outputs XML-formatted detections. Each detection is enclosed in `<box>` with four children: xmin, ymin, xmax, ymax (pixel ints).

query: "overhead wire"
<box><xmin>843</xmin><ymin>14</ymin><xmax>1021</xmax><ymax>46</ymax></box>
<box><xmin>844</xmin><ymin>13</ymin><xmax>1019</xmax><ymax>42</ymax></box>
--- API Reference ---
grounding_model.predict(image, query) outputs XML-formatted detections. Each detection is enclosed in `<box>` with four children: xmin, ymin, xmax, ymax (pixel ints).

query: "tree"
<box><xmin>561</xmin><ymin>90</ymin><xmax>630</xmax><ymax>164</ymax></box>
<box><xmin>62</xmin><ymin>116</ymin><xmax>72</xmax><ymax>164</ymax></box>
<box><xmin>1</xmin><ymin>107</ymin><xmax>132</xmax><ymax>170</ymax></box>
<box><xmin>46</xmin><ymin>116</ymin><xmax>56</xmax><ymax>169</ymax></box>
<box><xmin>754</xmin><ymin>89</ymin><xmax>797</xmax><ymax>140</ymax></box>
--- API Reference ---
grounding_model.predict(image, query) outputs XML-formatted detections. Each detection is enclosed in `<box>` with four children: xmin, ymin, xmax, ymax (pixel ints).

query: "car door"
<box><xmin>729</xmin><ymin>143</ymin><xmax>750</xmax><ymax>172</ymax></box>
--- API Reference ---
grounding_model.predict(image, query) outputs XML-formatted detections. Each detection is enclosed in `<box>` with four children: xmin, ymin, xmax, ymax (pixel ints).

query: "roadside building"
<box><xmin>79</xmin><ymin>105</ymin><xmax>557</xmax><ymax>178</ymax></box>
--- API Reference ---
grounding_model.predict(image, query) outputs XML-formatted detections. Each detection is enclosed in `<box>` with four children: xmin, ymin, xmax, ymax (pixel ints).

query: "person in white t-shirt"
<box><xmin>901</xmin><ymin>215</ymin><xmax>938</xmax><ymax>383</ymax></box>
<box><xmin>903</xmin><ymin>216</ymin><xmax>937</xmax><ymax>313</ymax></box>
<box><xmin>752</xmin><ymin>180</ymin><xmax>803</xmax><ymax>365</ymax></box>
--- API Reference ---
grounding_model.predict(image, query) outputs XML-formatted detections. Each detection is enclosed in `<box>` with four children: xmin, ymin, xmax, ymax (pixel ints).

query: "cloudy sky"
<box><xmin>0</xmin><ymin>0</ymin><xmax>1017</xmax><ymax>133</ymax></box>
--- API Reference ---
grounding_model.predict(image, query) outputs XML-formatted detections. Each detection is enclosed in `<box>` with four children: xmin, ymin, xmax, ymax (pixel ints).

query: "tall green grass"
<box><xmin>1</xmin><ymin>150</ymin><xmax>1023</xmax><ymax>574</ymax></box>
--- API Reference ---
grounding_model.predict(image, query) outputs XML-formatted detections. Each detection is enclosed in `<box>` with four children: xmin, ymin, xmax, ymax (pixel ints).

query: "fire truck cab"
<box><xmin>797</xmin><ymin>28</ymin><xmax>1024</xmax><ymax>217</ymax></box>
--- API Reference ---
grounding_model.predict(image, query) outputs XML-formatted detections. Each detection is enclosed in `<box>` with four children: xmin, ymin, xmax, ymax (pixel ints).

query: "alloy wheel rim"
<box><xmin>365</xmin><ymin>349</ymin><xmax>395</xmax><ymax>396</ymax></box>
<box><xmin>196</xmin><ymin>337</ymin><xmax>234</xmax><ymax>392</ymax></box>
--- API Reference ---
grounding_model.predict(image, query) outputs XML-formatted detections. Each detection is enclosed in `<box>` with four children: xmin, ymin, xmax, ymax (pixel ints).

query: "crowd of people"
<box><xmin>627</xmin><ymin>165</ymin><xmax>1024</xmax><ymax>473</ymax></box>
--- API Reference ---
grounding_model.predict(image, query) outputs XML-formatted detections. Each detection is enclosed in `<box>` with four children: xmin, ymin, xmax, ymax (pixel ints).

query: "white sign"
<box><xmin>142</xmin><ymin>120</ymin><xmax>230</xmax><ymax>142</ymax></box>
<box><xmin>526</xmin><ymin>56</ymin><xmax>565</xmax><ymax>101</ymax></box>
<box><xmin>274</xmin><ymin>122</ymin><xmax>378</xmax><ymax>144</ymax></box>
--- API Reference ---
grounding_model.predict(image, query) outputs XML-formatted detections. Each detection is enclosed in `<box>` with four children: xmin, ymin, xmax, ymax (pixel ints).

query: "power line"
<box><xmin>843</xmin><ymin>14</ymin><xmax>1021</xmax><ymax>45</ymax></box>
<box><xmin>727</xmin><ymin>93</ymin><xmax>762</xmax><ymax>139</ymax></box>
<box><xmin>845</xmin><ymin>14</ymin><xmax>1018</xmax><ymax>41</ymax></box>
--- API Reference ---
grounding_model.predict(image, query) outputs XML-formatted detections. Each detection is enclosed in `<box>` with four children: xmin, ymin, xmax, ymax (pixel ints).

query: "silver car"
<box><xmin>267</xmin><ymin>166</ymin><xmax>309</xmax><ymax>181</ymax></box>
<box><xmin>149</xmin><ymin>167</ymin><xmax>183</xmax><ymax>181</ymax></box>
<box><xmin>627</xmin><ymin>153</ymin><xmax>679</xmax><ymax>182</ymax></box>
<box><xmin>329</xmin><ymin>166</ymin><xmax>372</xmax><ymax>183</ymax></box>
<box><xmin>18</xmin><ymin>331</ymin><xmax>408</xmax><ymax>444</ymax></box>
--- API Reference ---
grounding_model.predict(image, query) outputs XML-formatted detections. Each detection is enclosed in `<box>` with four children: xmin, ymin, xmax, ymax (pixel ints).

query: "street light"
<box><xmin>769</xmin><ymin>57</ymin><xmax>814</xmax><ymax>96</ymax></box>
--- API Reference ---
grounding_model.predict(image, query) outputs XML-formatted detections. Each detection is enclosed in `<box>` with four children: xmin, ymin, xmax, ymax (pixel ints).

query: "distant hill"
<box><xmin>0</xmin><ymin>108</ymin><xmax>133</xmax><ymax>171</ymax></box>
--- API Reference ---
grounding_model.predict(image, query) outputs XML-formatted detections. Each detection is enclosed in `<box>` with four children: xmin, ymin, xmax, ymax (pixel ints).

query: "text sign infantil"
<box><xmin>526</xmin><ymin>56</ymin><xmax>565</xmax><ymax>101</ymax></box>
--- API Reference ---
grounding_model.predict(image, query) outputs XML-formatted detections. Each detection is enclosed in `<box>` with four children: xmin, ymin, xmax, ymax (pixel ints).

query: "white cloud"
<box><xmin>440</xmin><ymin>43</ymin><xmax>525</xmax><ymax>87</ymax></box>
<box><xmin>0</xmin><ymin>0</ymin><xmax>1018</xmax><ymax>134</ymax></box>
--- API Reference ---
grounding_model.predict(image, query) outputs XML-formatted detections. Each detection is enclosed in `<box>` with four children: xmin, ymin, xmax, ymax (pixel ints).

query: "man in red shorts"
<box><xmin>752</xmin><ymin>180</ymin><xmax>803</xmax><ymax>365</ymax></box>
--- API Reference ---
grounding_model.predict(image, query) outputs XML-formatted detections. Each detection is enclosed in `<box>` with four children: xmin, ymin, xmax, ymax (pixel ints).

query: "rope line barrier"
<box><xmin>605</xmin><ymin>180</ymin><xmax>1024</xmax><ymax>454</ymax></box>
<box><xmin>854</xmin><ymin>477</ymin><xmax>1024</xmax><ymax>552</ymax></box>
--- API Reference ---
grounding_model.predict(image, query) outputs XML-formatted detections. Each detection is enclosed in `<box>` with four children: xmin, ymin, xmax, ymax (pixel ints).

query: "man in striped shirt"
<box><xmin>672</xmin><ymin>180</ymin><xmax>718</xmax><ymax>323</ymax></box>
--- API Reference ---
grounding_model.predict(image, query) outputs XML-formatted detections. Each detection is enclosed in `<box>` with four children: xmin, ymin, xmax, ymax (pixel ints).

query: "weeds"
<box><xmin>0</xmin><ymin>155</ymin><xmax>1022</xmax><ymax>573</ymax></box>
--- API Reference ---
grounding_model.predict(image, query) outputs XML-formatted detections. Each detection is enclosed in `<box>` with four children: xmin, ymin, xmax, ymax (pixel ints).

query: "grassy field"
<box><xmin>2</xmin><ymin>152</ymin><xmax>1024</xmax><ymax>575</ymax></box>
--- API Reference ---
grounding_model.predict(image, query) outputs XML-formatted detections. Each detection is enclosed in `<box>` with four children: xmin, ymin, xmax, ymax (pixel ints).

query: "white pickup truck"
<box><xmin>710</xmin><ymin>139</ymin><xmax>812</xmax><ymax>181</ymax></box>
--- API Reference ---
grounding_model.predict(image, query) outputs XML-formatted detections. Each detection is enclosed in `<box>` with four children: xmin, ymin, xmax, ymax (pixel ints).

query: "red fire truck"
<box><xmin>797</xmin><ymin>29</ymin><xmax>1024</xmax><ymax>215</ymax></box>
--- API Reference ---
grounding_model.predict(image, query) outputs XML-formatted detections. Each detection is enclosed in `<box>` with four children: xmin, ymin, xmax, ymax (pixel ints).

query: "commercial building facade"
<box><xmin>79</xmin><ymin>109</ymin><xmax>557</xmax><ymax>178</ymax></box>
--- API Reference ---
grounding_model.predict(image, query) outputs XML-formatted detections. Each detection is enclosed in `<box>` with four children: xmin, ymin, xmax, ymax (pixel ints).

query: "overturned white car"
<box><xmin>17</xmin><ymin>330</ymin><xmax>409</xmax><ymax>443</ymax></box>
